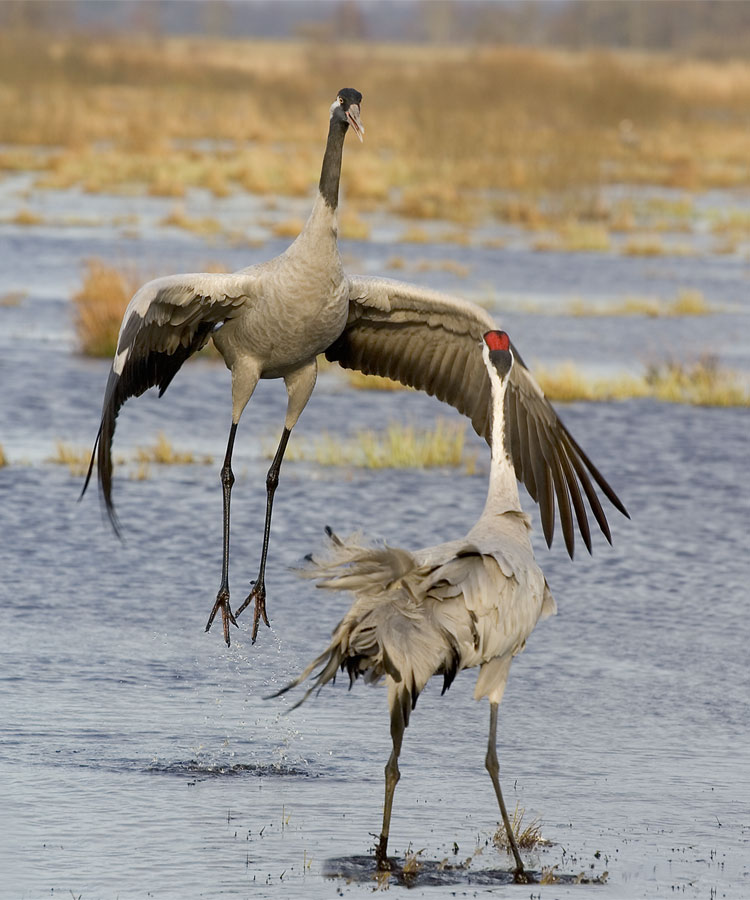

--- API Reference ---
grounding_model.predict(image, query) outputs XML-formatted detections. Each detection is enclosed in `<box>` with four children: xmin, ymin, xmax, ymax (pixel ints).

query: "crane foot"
<box><xmin>236</xmin><ymin>580</ymin><xmax>270</xmax><ymax>643</ymax></box>
<box><xmin>205</xmin><ymin>588</ymin><xmax>238</xmax><ymax>647</ymax></box>
<box><xmin>375</xmin><ymin>836</ymin><xmax>392</xmax><ymax>871</ymax></box>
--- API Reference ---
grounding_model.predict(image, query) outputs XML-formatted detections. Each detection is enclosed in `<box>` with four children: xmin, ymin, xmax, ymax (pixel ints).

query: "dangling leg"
<box><xmin>235</xmin><ymin>426</ymin><xmax>291</xmax><ymax>641</ymax></box>
<box><xmin>485</xmin><ymin>701</ymin><xmax>527</xmax><ymax>882</ymax></box>
<box><xmin>205</xmin><ymin>422</ymin><xmax>239</xmax><ymax>646</ymax></box>
<box><xmin>376</xmin><ymin>694</ymin><xmax>407</xmax><ymax>871</ymax></box>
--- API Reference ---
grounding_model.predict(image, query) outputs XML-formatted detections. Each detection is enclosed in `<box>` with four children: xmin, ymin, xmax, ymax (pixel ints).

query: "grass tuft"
<box><xmin>72</xmin><ymin>259</ymin><xmax>141</xmax><ymax>358</ymax></box>
<box><xmin>645</xmin><ymin>356</ymin><xmax>750</xmax><ymax>406</ymax></box>
<box><xmin>493</xmin><ymin>805</ymin><xmax>547</xmax><ymax>853</ymax></box>
<box><xmin>0</xmin><ymin>444</ymin><xmax>6</xmax><ymax>467</ymax></box>
<box><xmin>535</xmin><ymin>358</ymin><xmax>749</xmax><ymax>406</ymax></box>
<box><xmin>279</xmin><ymin>420</ymin><xmax>475</xmax><ymax>470</ymax></box>
<box><xmin>12</xmin><ymin>208</ymin><xmax>44</xmax><ymax>226</ymax></box>
<box><xmin>135</xmin><ymin>432</ymin><xmax>212</xmax><ymax>465</ymax></box>
<box><xmin>160</xmin><ymin>206</ymin><xmax>222</xmax><ymax>236</ymax></box>
<box><xmin>566</xmin><ymin>288</ymin><xmax>713</xmax><ymax>318</ymax></box>
<box><xmin>0</xmin><ymin>290</ymin><xmax>26</xmax><ymax>307</ymax></box>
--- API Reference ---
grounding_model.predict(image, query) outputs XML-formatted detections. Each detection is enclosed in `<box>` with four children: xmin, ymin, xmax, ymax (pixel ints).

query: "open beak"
<box><xmin>346</xmin><ymin>104</ymin><xmax>364</xmax><ymax>142</ymax></box>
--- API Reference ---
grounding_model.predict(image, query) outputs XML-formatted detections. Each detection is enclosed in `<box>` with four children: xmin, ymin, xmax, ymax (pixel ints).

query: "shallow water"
<box><xmin>1</xmin><ymin>181</ymin><xmax>749</xmax><ymax>898</ymax></box>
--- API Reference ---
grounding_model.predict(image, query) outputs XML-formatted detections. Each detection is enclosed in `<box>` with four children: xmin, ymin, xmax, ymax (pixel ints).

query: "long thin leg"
<box><xmin>486</xmin><ymin>701</ymin><xmax>527</xmax><ymax>882</ymax></box>
<box><xmin>235</xmin><ymin>426</ymin><xmax>291</xmax><ymax>641</ymax></box>
<box><xmin>205</xmin><ymin>422</ymin><xmax>239</xmax><ymax>646</ymax></box>
<box><xmin>376</xmin><ymin>698</ymin><xmax>406</xmax><ymax>871</ymax></box>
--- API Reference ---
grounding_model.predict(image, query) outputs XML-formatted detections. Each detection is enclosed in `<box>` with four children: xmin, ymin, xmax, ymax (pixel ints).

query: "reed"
<box><xmin>0</xmin><ymin>444</ymin><xmax>6</xmax><ymax>468</ymax></box>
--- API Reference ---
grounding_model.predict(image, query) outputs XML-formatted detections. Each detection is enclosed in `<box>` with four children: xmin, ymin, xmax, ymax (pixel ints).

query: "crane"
<box><xmin>83</xmin><ymin>91</ymin><xmax>628</xmax><ymax>649</ymax></box>
<box><xmin>273</xmin><ymin>330</ymin><xmax>555</xmax><ymax>880</ymax></box>
<box><xmin>83</xmin><ymin>88</ymin><xmax>364</xmax><ymax>645</ymax></box>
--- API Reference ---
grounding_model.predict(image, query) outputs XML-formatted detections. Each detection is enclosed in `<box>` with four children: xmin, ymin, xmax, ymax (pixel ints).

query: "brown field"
<box><xmin>2</xmin><ymin>33</ymin><xmax>750</xmax><ymax>228</ymax></box>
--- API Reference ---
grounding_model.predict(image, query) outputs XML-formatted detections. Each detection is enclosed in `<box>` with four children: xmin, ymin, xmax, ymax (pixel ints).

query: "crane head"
<box><xmin>331</xmin><ymin>88</ymin><xmax>364</xmax><ymax>142</ymax></box>
<box><xmin>483</xmin><ymin>330</ymin><xmax>513</xmax><ymax>381</ymax></box>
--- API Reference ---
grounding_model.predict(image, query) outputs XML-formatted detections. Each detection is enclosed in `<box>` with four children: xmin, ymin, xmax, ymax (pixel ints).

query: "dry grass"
<box><xmin>0</xmin><ymin>290</ymin><xmax>26</xmax><ymax>307</ymax></box>
<box><xmin>0</xmin><ymin>444</ymin><xmax>6</xmax><ymax>468</ymax></box>
<box><xmin>1</xmin><ymin>35</ymin><xmax>750</xmax><ymax>230</ymax></box>
<box><xmin>645</xmin><ymin>356</ymin><xmax>750</xmax><ymax>406</ymax></box>
<box><xmin>415</xmin><ymin>259</ymin><xmax>470</xmax><ymax>277</ymax></box>
<box><xmin>399</xmin><ymin>225</ymin><xmax>432</xmax><ymax>243</ymax></box>
<box><xmin>72</xmin><ymin>258</ymin><xmax>142</xmax><ymax>357</ymax></box>
<box><xmin>280</xmin><ymin>420</ymin><xmax>475</xmax><ymax>470</ymax></box>
<box><xmin>135</xmin><ymin>432</ymin><xmax>212</xmax><ymax>465</ymax></box>
<box><xmin>493</xmin><ymin>805</ymin><xmax>547</xmax><ymax>853</ymax></box>
<box><xmin>72</xmin><ymin>258</ymin><xmax>228</xmax><ymax>358</ymax></box>
<box><xmin>534</xmin><ymin>221</ymin><xmax>611</xmax><ymax>253</ymax></box>
<box><xmin>271</xmin><ymin>217</ymin><xmax>306</xmax><ymax>239</ymax></box>
<box><xmin>567</xmin><ymin>288</ymin><xmax>713</xmax><ymax>318</ymax></box>
<box><xmin>339</xmin><ymin>209</ymin><xmax>371</xmax><ymax>240</ymax></box>
<box><xmin>536</xmin><ymin>357</ymin><xmax>749</xmax><ymax>406</ymax></box>
<box><xmin>11</xmin><ymin>208</ymin><xmax>44</xmax><ymax>226</ymax></box>
<box><xmin>160</xmin><ymin>205</ymin><xmax>222</xmax><ymax>236</ymax></box>
<box><xmin>620</xmin><ymin>235</ymin><xmax>694</xmax><ymax>257</ymax></box>
<box><xmin>48</xmin><ymin>441</ymin><xmax>91</xmax><ymax>476</ymax></box>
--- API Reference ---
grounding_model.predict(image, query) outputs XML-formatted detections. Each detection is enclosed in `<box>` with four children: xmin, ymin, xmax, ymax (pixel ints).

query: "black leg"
<box><xmin>205</xmin><ymin>422</ymin><xmax>239</xmax><ymax>646</ymax></box>
<box><xmin>235</xmin><ymin>426</ymin><xmax>291</xmax><ymax>641</ymax></box>
<box><xmin>376</xmin><ymin>696</ymin><xmax>406</xmax><ymax>871</ymax></box>
<box><xmin>485</xmin><ymin>701</ymin><xmax>527</xmax><ymax>882</ymax></box>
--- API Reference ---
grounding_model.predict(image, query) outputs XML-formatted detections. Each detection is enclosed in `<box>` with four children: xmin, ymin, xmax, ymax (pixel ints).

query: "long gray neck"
<box><xmin>318</xmin><ymin>118</ymin><xmax>348</xmax><ymax>210</ymax></box>
<box><xmin>482</xmin><ymin>381</ymin><xmax>522</xmax><ymax>517</ymax></box>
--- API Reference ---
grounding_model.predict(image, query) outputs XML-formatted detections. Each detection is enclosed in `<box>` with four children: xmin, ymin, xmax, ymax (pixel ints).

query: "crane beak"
<box><xmin>346</xmin><ymin>104</ymin><xmax>364</xmax><ymax>142</ymax></box>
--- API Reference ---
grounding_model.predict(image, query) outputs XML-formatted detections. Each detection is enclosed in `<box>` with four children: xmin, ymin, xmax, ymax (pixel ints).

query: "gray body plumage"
<box><xmin>277</xmin><ymin>334</ymin><xmax>556</xmax><ymax>875</ymax></box>
<box><xmin>285</xmin><ymin>339</ymin><xmax>556</xmax><ymax>714</ymax></box>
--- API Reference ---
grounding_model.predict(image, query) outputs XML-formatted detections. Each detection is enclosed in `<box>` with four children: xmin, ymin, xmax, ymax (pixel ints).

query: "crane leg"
<box><xmin>376</xmin><ymin>698</ymin><xmax>406</xmax><ymax>871</ymax></box>
<box><xmin>485</xmin><ymin>702</ymin><xmax>527</xmax><ymax>882</ymax></box>
<box><xmin>205</xmin><ymin>422</ymin><xmax>239</xmax><ymax>646</ymax></box>
<box><xmin>235</xmin><ymin>426</ymin><xmax>291</xmax><ymax>642</ymax></box>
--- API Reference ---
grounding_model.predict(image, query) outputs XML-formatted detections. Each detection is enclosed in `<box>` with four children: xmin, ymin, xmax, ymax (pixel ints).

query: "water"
<box><xmin>1</xmin><ymin>180</ymin><xmax>749</xmax><ymax>898</ymax></box>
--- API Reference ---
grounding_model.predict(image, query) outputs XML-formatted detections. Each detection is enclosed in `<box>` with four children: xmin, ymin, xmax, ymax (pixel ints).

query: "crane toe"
<box><xmin>205</xmin><ymin>590</ymin><xmax>238</xmax><ymax>647</ymax></box>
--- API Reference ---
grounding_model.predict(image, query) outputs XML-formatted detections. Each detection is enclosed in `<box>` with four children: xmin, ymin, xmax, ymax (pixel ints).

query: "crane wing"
<box><xmin>82</xmin><ymin>271</ymin><xmax>258</xmax><ymax>531</ymax></box>
<box><xmin>325</xmin><ymin>275</ymin><xmax>628</xmax><ymax>557</ymax></box>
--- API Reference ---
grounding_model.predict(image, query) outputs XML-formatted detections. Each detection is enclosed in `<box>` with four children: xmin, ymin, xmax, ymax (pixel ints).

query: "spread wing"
<box><xmin>325</xmin><ymin>275</ymin><xmax>628</xmax><ymax>557</ymax></box>
<box><xmin>81</xmin><ymin>271</ymin><xmax>258</xmax><ymax>531</ymax></box>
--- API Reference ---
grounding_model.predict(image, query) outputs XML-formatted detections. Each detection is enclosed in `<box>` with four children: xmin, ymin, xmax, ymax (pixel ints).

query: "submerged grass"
<box><xmin>279</xmin><ymin>420</ymin><xmax>475</xmax><ymax>471</ymax></box>
<box><xmin>536</xmin><ymin>357</ymin><xmax>750</xmax><ymax>406</ymax></box>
